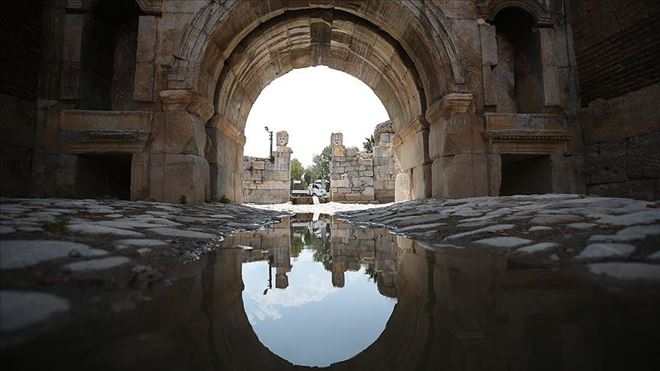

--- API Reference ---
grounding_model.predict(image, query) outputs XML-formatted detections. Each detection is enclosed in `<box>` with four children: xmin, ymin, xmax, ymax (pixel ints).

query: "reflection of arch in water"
<box><xmin>203</xmin><ymin>235</ymin><xmax>601</xmax><ymax>370</ymax></box>
<box><xmin>207</xmin><ymin>248</ymin><xmax>429</xmax><ymax>370</ymax></box>
<box><xmin>117</xmin><ymin>226</ymin><xmax>635</xmax><ymax>371</ymax></box>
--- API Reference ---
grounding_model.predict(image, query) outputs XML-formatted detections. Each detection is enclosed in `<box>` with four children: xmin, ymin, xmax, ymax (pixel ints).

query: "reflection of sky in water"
<box><xmin>242</xmin><ymin>250</ymin><xmax>397</xmax><ymax>367</ymax></box>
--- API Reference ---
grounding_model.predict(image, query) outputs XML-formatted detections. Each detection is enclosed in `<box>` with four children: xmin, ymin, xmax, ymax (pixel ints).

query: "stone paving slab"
<box><xmin>336</xmin><ymin>195</ymin><xmax>660</xmax><ymax>269</ymax></box>
<box><xmin>0</xmin><ymin>197</ymin><xmax>285</xmax><ymax>335</ymax></box>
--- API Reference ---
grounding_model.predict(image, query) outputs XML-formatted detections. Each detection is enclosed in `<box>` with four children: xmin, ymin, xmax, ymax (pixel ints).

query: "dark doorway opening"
<box><xmin>76</xmin><ymin>154</ymin><xmax>132</xmax><ymax>200</ymax></box>
<box><xmin>500</xmin><ymin>154</ymin><xmax>552</xmax><ymax>196</ymax></box>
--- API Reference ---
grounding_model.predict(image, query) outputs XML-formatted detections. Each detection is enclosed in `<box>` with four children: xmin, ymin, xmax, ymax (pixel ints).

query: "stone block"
<box><xmin>432</xmin><ymin>154</ymin><xmax>489</xmax><ymax>199</ymax></box>
<box><xmin>394</xmin><ymin>129</ymin><xmax>427</xmax><ymax>171</ymax></box>
<box><xmin>584</xmin><ymin>142</ymin><xmax>627</xmax><ymax>185</ymax></box>
<box><xmin>411</xmin><ymin>163</ymin><xmax>431</xmax><ymax>199</ymax></box>
<box><xmin>59</xmin><ymin>110</ymin><xmax>152</xmax><ymax>154</ymax></box>
<box><xmin>626</xmin><ymin>133</ymin><xmax>660</xmax><ymax>180</ymax></box>
<box><xmin>150</xmin><ymin>154</ymin><xmax>209</xmax><ymax>203</ymax></box>
<box><xmin>395</xmin><ymin>171</ymin><xmax>411</xmax><ymax>201</ymax></box>
<box><xmin>136</xmin><ymin>15</ymin><xmax>157</xmax><ymax>62</ymax></box>
<box><xmin>133</xmin><ymin>63</ymin><xmax>154</xmax><ymax>102</ymax></box>
<box><xmin>588</xmin><ymin>179</ymin><xmax>659</xmax><ymax>201</ymax></box>
<box><xmin>543</xmin><ymin>65</ymin><xmax>561</xmax><ymax>107</ymax></box>
<box><xmin>252</xmin><ymin>160</ymin><xmax>266</xmax><ymax>170</ymax></box>
<box><xmin>152</xmin><ymin>111</ymin><xmax>206</xmax><ymax>156</ymax></box>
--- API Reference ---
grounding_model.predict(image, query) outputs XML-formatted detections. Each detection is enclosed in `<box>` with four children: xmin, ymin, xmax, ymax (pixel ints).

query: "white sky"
<box><xmin>244</xmin><ymin>66</ymin><xmax>389</xmax><ymax>166</ymax></box>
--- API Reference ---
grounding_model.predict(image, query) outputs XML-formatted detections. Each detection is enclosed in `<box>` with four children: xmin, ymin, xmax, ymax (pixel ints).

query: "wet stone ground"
<box><xmin>0</xmin><ymin>197</ymin><xmax>284</xmax><ymax>345</ymax></box>
<box><xmin>337</xmin><ymin>195</ymin><xmax>660</xmax><ymax>277</ymax></box>
<box><xmin>1</xmin><ymin>195</ymin><xmax>660</xmax><ymax>370</ymax></box>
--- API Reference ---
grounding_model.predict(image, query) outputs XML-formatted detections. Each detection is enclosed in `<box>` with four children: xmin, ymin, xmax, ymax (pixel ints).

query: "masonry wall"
<box><xmin>568</xmin><ymin>1</ymin><xmax>660</xmax><ymax>200</ymax></box>
<box><xmin>242</xmin><ymin>148</ymin><xmax>291</xmax><ymax>204</ymax></box>
<box><xmin>0</xmin><ymin>0</ymin><xmax>42</xmax><ymax>196</ymax></box>
<box><xmin>330</xmin><ymin>123</ymin><xmax>397</xmax><ymax>203</ymax></box>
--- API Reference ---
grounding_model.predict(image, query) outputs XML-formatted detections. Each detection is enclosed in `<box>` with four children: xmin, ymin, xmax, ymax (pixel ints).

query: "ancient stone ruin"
<box><xmin>1</xmin><ymin>0</ymin><xmax>659</xmax><ymax>202</ymax></box>
<box><xmin>330</xmin><ymin>121</ymin><xmax>397</xmax><ymax>203</ymax></box>
<box><xmin>242</xmin><ymin>131</ymin><xmax>292</xmax><ymax>204</ymax></box>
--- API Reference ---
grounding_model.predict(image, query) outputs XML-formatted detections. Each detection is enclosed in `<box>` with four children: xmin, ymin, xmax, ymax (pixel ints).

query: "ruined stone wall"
<box><xmin>0</xmin><ymin>0</ymin><xmax>42</xmax><ymax>196</ymax></box>
<box><xmin>242</xmin><ymin>131</ymin><xmax>291</xmax><ymax>204</ymax></box>
<box><xmin>568</xmin><ymin>1</ymin><xmax>660</xmax><ymax>200</ymax></box>
<box><xmin>329</xmin><ymin>217</ymin><xmax>398</xmax><ymax>295</ymax></box>
<box><xmin>330</xmin><ymin>122</ymin><xmax>397</xmax><ymax>203</ymax></box>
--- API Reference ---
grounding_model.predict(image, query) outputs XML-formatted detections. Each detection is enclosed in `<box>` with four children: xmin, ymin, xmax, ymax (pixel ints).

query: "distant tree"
<box><xmin>290</xmin><ymin>158</ymin><xmax>307</xmax><ymax>190</ymax></box>
<box><xmin>307</xmin><ymin>146</ymin><xmax>331</xmax><ymax>182</ymax></box>
<box><xmin>363</xmin><ymin>135</ymin><xmax>375</xmax><ymax>153</ymax></box>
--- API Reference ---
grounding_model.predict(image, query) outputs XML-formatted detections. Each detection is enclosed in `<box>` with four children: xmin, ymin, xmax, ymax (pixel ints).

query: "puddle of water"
<box><xmin>239</xmin><ymin>215</ymin><xmax>396</xmax><ymax>367</ymax></box>
<box><xmin>2</xmin><ymin>214</ymin><xmax>660</xmax><ymax>371</ymax></box>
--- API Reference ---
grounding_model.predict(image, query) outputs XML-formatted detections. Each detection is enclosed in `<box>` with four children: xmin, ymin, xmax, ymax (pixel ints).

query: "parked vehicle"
<box><xmin>309</xmin><ymin>182</ymin><xmax>328</xmax><ymax>197</ymax></box>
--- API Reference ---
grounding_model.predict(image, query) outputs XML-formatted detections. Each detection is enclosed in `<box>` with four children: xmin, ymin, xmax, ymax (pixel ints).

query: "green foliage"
<box><xmin>219</xmin><ymin>195</ymin><xmax>231</xmax><ymax>204</ymax></box>
<box><xmin>41</xmin><ymin>216</ymin><xmax>70</xmax><ymax>234</ymax></box>
<box><xmin>290</xmin><ymin>158</ymin><xmax>308</xmax><ymax>190</ymax></box>
<box><xmin>179</xmin><ymin>195</ymin><xmax>187</xmax><ymax>204</ymax></box>
<box><xmin>306</xmin><ymin>145</ymin><xmax>331</xmax><ymax>182</ymax></box>
<box><xmin>363</xmin><ymin>135</ymin><xmax>375</xmax><ymax>153</ymax></box>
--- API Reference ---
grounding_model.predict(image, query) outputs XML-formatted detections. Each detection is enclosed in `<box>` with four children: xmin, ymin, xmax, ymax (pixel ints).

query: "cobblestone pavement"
<box><xmin>0</xmin><ymin>197</ymin><xmax>285</xmax><ymax>341</ymax></box>
<box><xmin>336</xmin><ymin>194</ymin><xmax>660</xmax><ymax>280</ymax></box>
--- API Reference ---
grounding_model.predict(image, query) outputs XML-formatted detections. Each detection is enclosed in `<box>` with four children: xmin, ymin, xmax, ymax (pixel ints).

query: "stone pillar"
<box><xmin>393</xmin><ymin>117</ymin><xmax>431</xmax><ymax>201</ymax></box>
<box><xmin>60</xmin><ymin>9</ymin><xmax>84</xmax><ymax>100</ymax></box>
<box><xmin>537</xmin><ymin>27</ymin><xmax>561</xmax><ymax>110</ymax></box>
<box><xmin>426</xmin><ymin>94</ymin><xmax>495</xmax><ymax>199</ymax></box>
<box><xmin>134</xmin><ymin>15</ymin><xmax>158</xmax><ymax>102</ymax></box>
<box><xmin>150</xmin><ymin>89</ymin><xmax>212</xmax><ymax>203</ymax></box>
<box><xmin>206</xmin><ymin>114</ymin><xmax>245</xmax><ymax>202</ymax></box>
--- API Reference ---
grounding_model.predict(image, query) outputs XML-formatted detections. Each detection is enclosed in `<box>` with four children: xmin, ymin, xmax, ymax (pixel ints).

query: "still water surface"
<box><xmin>3</xmin><ymin>214</ymin><xmax>660</xmax><ymax>370</ymax></box>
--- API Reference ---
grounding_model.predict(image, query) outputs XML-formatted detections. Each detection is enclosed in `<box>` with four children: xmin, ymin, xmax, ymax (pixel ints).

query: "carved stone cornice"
<box><xmin>425</xmin><ymin>93</ymin><xmax>474</xmax><ymax>124</ymax></box>
<box><xmin>159</xmin><ymin>90</ymin><xmax>214</xmax><ymax>122</ymax></box>
<box><xmin>392</xmin><ymin>116</ymin><xmax>428</xmax><ymax>148</ymax></box>
<box><xmin>59</xmin><ymin>110</ymin><xmax>153</xmax><ymax>154</ymax></box>
<box><xmin>207</xmin><ymin>114</ymin><xmax>246</xmax><ymax>145</ymax></box>
<box><xmin>485</xmin><ymin>113</ymin><xmax>570</xmax><ymax>154</ymax></box>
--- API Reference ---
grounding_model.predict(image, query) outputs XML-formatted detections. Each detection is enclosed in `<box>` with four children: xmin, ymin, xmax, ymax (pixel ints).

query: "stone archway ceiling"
<box><xmin>214</xmin><ymin>8</ymin><xmax>425</xmax><ymax>132</ymax></box>
<box><xmin>172</xmin><ymin>0</ymin><xmax>469</xmax><ymax>126</ymax></box>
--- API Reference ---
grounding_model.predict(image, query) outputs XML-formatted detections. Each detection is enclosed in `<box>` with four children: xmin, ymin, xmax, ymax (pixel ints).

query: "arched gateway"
<box><xmin>30</xmin><ymin>0</ymin><xmax>584</xmax><ymax>202</ymax></box>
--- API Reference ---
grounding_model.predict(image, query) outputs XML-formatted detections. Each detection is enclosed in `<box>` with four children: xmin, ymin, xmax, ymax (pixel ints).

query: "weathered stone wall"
<box><xmin>4</xmin><ymin>0</ymin><xmax>658</xmax><ymax>202</ymax></box>
<box><xmin>330</xmin><ymin>122</ymin><xmax>397</xmax><ymax>203</ymax></box>
<box><xmin>329</xmin><ymin>216</ymin><xmax>398</xmax><ymax>295</ymax></box>
<box><xmin>0</xmin><ymin>0</ymin><xmax>42</xmax><ymax>196</ymax></box>
<box><xmin>568</xmin><ymin>1</ymin><xmax>660</xmax><ymax>200</ymax></box>
<box><xmin>242</xmin><ymin>131</ymin><xmax>291</xmax><ymax>204</ymax></box>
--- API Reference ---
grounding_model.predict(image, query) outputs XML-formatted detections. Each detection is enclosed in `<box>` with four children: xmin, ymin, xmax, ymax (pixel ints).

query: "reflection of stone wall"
<box><xmin>330</xmin><ymin>216</ymin><xmax>398</xmax><ymax>296</ymax></box>
<box><xmin>330</xmin><ymin>122</ymin><xmax>397</xmax><ymax>203</ymax></box>
<box><xmin>242</xmin><ymin>131</ymin><xmax>292</xmax><ymax>204</ymax></box>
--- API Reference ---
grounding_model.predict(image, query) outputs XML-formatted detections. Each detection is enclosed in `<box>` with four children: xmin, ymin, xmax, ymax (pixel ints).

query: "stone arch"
<box><xmin>478</xmin><ymin>0</ymin><xmax>553</xmax><ymax>25</ymax></box>
<box><xmin>163</xmin><ymin>0</ymin><xmax>471</xmax><ymax>202</ymax></box>
<box><xmin>169</xmin><ymin>0</ymin><xmax>468</xmax><ymax>104</ymax></box>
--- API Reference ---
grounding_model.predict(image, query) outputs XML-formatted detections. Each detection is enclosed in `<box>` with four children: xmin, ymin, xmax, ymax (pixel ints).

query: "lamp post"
<box><xmin>264</xmin><ymin>126</ymin><xmax>274</xmax><ymax>162</ymax></box>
